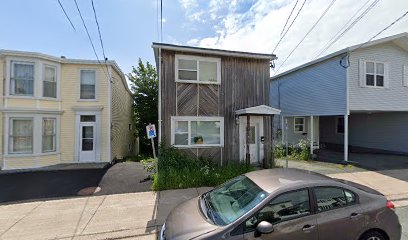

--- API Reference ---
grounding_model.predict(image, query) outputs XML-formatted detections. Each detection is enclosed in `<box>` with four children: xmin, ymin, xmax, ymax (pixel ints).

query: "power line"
<box><xmin>160</xmin><ymin>0</ymin><xmax>163</xmax><ymax>42</ymax></box>
<box><xmin>91</xmin><ymin>0</ymin><xmax>106</xmax><ymax>61</ymax></box>
<box><xmin>274</xmin><ymin>0</ymin><xmax>337</xmax><ymax>74</ymax></box>
<box><xmin>57</xmin><ymin>0</ymin><xmax>76</xmax><ymax>31</ymax></box>
<box><xmin>73</xmin><ymin>0</ymin><xmax>109</xmax><ymax>79</ymax></box>
<box><xmin>280</xmin><ymin>0</ymin><xmax>299</xmax><ymax>36</ymax></box>
<box><xmin>272</xmin><ymin>0</ymin><xmax>307</xmax><ymax>53</ymax></box>
<box><xmin>314</xmin><ymin>0</ymin><xmax>380</xmax><ymax>59</ymax></box>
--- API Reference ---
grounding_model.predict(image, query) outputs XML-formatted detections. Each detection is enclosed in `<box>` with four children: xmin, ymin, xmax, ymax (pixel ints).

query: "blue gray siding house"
<box><xmin>271</xmin><ymin>32</ymin><xmax>408</xmax><ymax>161</ymax></box>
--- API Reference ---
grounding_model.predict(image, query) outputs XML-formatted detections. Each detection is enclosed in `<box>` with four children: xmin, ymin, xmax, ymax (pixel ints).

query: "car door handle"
<box><xmin>350</xmin><ymin>212</ymin><xmax>362</xmax><ymax>220</ymax></box>
<box><xmin>302</xmin><ymin>224</ymin><xmax>316</xmax><ymax>232</ymax></box>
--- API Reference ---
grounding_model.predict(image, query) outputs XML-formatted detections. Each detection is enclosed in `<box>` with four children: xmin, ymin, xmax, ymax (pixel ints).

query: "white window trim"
<box><xmin>363</xmin><ymin>60</ymin><xmax>387</xmax><ymax>88</ymax></box>
<box><xmin>42</xmin><ymin>64</ymin><xmax>59</xmax><ymax>99</ymax></box>
<box><xmin>175</xmin><ymin>55</ymin><xmax>221</xmax><ymax>85</ymax></box>
<box><xmin>294</xmin><ymin>117</ymin><xmax>305</xmax><ymax>133</ymax></box>
<box><xmin>335</xmin><ymin>117</ymin><xmax>344</xmax><ymax>135</ymax></box>
<box><xmin>4</xmin><ymin>113</ymin><xmax>61</xmax><ymax>158</ymax></box>
<box><xmin>78</xmin><ymin>68</ymin><xmax>98</xmax><ymax>101</ymax></box>
<box><xmin>42</xmin><ymin>118</ymin><xmax>57</xmax><ymax>153</ymax></box>
<box><xmin>171</xmin><ymin>116</ymin><xmax>224</xmax><ymax>148</ymax></box>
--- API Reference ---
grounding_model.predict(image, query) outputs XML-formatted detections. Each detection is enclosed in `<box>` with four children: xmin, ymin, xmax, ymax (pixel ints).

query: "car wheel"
<box><xmin>360</xmin><ymin>230</ymin><xmax>386</xmax><ymax>240</ymax></box>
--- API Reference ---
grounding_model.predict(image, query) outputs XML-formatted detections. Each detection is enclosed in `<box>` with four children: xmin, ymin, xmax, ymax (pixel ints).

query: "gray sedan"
<box><xmin>160</xmin><ymin>168</ymin><xmax>401</xmax><ymax>240</ymax></box>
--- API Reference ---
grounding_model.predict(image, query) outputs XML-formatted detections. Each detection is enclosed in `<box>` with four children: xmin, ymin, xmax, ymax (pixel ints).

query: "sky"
<box><xmin>1</xmin><ymin>0</ymin><xmax>407</xmax><ymax>78</ymax></box>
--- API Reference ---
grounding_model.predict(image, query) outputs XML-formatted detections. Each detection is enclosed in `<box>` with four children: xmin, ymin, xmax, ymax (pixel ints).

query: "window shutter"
<box><xmin>384</xmin><ymin>62</ymin><xmax>390</xmax><ymax>88</ymax></box>
<box><xmin>359</xmin><ymin>59</ymin><xmax>365</xmax><ymax>87</ymax></box>
<box><xmin>403</xmin><ymin>64</ymin><xmax>408</xmax><ymax>87</ymax></box>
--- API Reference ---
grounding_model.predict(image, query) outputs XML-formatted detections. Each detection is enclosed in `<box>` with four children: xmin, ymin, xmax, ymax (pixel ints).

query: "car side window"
<box><xmin>314</xmin><ymin>187</ymin><xmax>356</xmax><ymax>212</ymax></box>
<box><xmin>245</xmin><ymin>189</ymin><xmax>310</xmax><ymax>232</ymax></box>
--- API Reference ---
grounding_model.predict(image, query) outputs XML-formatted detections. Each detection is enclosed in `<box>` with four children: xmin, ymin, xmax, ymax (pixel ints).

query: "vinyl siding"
<box><xmin>349</xmin><ymin>42</ymin><xmax>408</xmax><ymax>111</ymax></box>
<box><xmin>270</xmin><ymin>56</ymin><xmax>347</xmax><ymax>116</ymax></box>
<box><xmin>280</xmin><ymin>116</ymin><xmax>319</xmax><ymax>145</ymax></box>
<box><xmin>110</xmin><ymin>68</ymin><xmax>133</xmax><ymax>160</ymax></box>
<box><xmin>320</xmin><ymin>113</ymin><xmax>408</xmax><ymax>153</ymax></box>
<box><xmin>0</xmin><ymin>58</ymin><xmax>3</xmax><ymax>169</ymax></box>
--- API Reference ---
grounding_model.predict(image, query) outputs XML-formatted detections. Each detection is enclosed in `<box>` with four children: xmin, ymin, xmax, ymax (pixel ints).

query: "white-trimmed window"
<box><xmin>336</xmin><ymin>117</ymin><xmax>344</xmax><ymax>134</ymax></box>
<box><xmin>80</xmin><ymin>69</ymin><xmax>96</xmax><ymax>99</ymax></box>
<box><xmin>365</xmin><ymin>61</ymin><xmax>384</xmax><ymax>87</ymax></box>
<box><xmin>10</xmin><ymin>61</ymin><xmax>34</xmax><ymax>96</ymax></box>
<box><xmin>172</xmin><ymin>116</ymin><xmax>224</xmax><ymax>147</ymax></box>
<box><xmin>43</xmin><ymin>65</ymin><xmax>57</xmax><ymax>98</ymax></box>
<box><xmin>294</xmin><ymin>117</ymin><xmax>305</xmax><ymax>133</ymax></box>
<box><xmin>42</xmin><ymin>118</ymin><xmax>56</xmax><ymax>152</ymax></box>
<box><xmin>9</xmin><ymin>118</ymin><xmax>33</xmax><ymax>154</ymax></box>
<box><xmin>175</xmin><ymin>55</ymin><xmax>221</xmax><ymax>84</ymax></box>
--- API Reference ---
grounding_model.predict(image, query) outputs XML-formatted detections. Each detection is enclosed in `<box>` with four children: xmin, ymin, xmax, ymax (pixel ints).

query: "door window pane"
<box><xmin>80</xmin><ymin>70</ymin><xmax>96</xmax><ymax>99</ymax></box>
<box><xmin>82</xmin><ymin>139</ymin><xmax>94</xmax><ymax>151</ymax></box>
<box><xmin>175</xmin><ymin>121</ymin><xmax>188</xmax><ymax>145</ymax></box>
<box><xmin>199</xmin><ymin>61</ymin><xmax>217</xmax><ymax>82</ymax></box>
<box><xmin>42</xmin><ymin>118</ymin><xmax>56</xmax><ymax>152</ymax></box>
<box><xmin>80</xmin><ymin>115</ymin><xmax>96</xmax><ymax>122</ymax></box>
<box><xmin>82</xmin><ymin>126</ymin><xmax>94</xmax><ymax>138</ymax></box>
<box><xmin>191</xmin><ymin>121</ymin><xmax>220</xmax><ymax>145</ymax></box>
<box><xmin>248</xmin><ymin>126</ymin><xmax>256</xmax><ymax>144</ymax></box>
<box><xmin>315</xmin><ymin>187</ymin><xmax>347</xmax><ymax>212</ymax></box>
<box><xmin>11</xmin><ymin>62</ymin><xmax>34</xmax><ymax>95</ymax></box>
<box><xmin>245</xmin><ymin>189</ymin><xmax>310</xmax><ymax>231</ymax></box>
<box><xmin>82</xmin><ymin>126</ymin><xmax>94</xmax><ymax>151</ymax></box>
<box><xmin>9</xmin><ymin>119</ymin><xmax>33</xmax><ymax>153</ymax></box>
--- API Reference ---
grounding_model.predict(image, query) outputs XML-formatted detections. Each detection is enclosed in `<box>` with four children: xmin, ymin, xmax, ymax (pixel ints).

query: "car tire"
<box><xmin>360</xmin><ymin>230</ymin><xmax>386</xmax><ymax>240</ymax></box>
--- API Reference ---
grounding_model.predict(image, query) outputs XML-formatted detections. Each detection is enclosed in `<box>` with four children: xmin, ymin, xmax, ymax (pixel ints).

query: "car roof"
<box><xmin>245</xmin><ymin>168</ymin><xmax>333</xmax><ymax>193</ymax></box>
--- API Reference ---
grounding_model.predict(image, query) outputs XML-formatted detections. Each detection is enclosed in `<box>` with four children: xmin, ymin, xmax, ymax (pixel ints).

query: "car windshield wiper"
<box><xmin>203</xmin><ymin>194</ymin><xmax>216</xmax><ymax>224</ymax></box>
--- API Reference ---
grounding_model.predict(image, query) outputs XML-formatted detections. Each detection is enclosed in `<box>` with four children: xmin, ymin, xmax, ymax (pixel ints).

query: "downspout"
<box><xmin>107</xmin><ymin>65</ymin><xmax>112</xmax><ymax>163</ymax></box>
<box><xmin>158</xmin><ymin>47</ymin><xmax>162</xmax><ymax>144</ymax></box>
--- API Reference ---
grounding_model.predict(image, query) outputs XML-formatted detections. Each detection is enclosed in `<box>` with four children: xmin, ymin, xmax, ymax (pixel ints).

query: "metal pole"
<box><xmin>285</xmin><ymin>118</ymin><xmax>288</xmax><ymax>168</ymax></box>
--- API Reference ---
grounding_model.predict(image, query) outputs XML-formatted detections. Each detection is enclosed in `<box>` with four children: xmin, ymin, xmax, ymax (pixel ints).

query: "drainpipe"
<box><xmin>158</xmin><ymin>47</ymin><xmax>162</xmax><ymax>144</ymax></box>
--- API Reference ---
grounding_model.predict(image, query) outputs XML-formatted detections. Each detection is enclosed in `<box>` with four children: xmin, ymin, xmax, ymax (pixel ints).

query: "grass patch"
<box><xmin>125</xmin><ymin>154</ymin><xmax>152</xmax><ymax>162</ymax></box>
<box><xmin>151</xmin><ymin>145</ymin><xmax>254</xmax><ymax>191</ymax></box>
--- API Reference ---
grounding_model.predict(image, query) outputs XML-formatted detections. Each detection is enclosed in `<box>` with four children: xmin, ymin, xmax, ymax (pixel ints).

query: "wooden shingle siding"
<box><xmin>177</xmin><ymin>83</ymin><xmax>197</xmax><ymax>115</ymax></box>
<box><xmin>160</xmin><ymin>49</ymin><xmax>272</xmax><ymax>165</ymax></box>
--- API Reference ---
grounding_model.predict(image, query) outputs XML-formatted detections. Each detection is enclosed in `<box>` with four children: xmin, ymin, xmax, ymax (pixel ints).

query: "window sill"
<box><xmin>78</xmin><ymin>99</ymin><xmax>98</xmax><ymax>102</ymax></box>
<box><xmin>173</xmin><ymin>145</ymin><xmax>223</xmax><ymax>148</ymax></box>
<box><xmin>361</xmin><ymin>86</ymin><xmax>387</xmax><ymax>89</ymax></box>
<box><xmin>4</xmin><ymin>152</ymin><xmax>60</xmax><ymax>158</ymax></box>
<box><xmin>175</xmin><ymin>80</ymin><xmax>221</xmax><ymax>85</ymax></box>
<box><xmin>4</xmin><ymin>96</ymin><xmax>61</xmax><ymax>101</ymax></box>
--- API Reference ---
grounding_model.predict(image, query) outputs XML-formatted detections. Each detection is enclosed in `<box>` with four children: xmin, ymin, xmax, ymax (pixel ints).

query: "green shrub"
<box><xmin>140</xmin><ymin>158</ymin><xmax>156</xmax><ymax>173</ymax></box>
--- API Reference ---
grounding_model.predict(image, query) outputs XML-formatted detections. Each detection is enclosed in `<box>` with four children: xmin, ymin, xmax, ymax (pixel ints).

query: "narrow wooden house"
<box><xmin>152</xmin><ymin>43</ymin><xmax>280</xmax><ymax>167</ymax></box>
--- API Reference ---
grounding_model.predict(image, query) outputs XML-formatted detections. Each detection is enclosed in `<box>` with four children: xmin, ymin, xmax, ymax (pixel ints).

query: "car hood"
<box><xmin>165</xmin><ymin>197</ymin><xmax>218</xmax><ymax>240</ymax></box>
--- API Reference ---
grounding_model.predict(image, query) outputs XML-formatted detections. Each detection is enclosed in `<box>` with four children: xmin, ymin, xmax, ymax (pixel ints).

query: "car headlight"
<box><xmin>160</xmin><ymin>223</ymin><xmax>166</xmax><ymax>240</ymax></box>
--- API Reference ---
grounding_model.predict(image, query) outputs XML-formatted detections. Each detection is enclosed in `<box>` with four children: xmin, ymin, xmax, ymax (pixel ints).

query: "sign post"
<box><xmin>146</xmin><ymin>123</ymin><xmax>157</xmax><ymax>174</ymax></box>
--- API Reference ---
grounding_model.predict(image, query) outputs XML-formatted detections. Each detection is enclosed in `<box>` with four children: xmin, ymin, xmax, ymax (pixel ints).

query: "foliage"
<box><xmin>152</xmin><ymin>145</ymin><xmax>254</xmax><ymax>191</ymax></box>
<box><xmin>140</xmin><ymin>158</ymin><xmax>156</xmax><ymax>173</ymax></box>
<box><xmin>273</xmin><ymin>139</ymin><xmax>310</xmax><ymax>161</ymax></box>
<box><xmin>125</xmin><ymin>154</ymin><xmax>151</xmax><ymax>162</ymax></box>
<box><xmin>128</xmin><ymin>59</ymin><xmax>158</xmax><ymax>155</ymax></box>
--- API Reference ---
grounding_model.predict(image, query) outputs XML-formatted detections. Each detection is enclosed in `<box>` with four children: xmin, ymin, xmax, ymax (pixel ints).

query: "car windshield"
<box><xmin>202</xmin><ymin>175</ymin><xmax>267</xmax><ymax>226</ymax></box>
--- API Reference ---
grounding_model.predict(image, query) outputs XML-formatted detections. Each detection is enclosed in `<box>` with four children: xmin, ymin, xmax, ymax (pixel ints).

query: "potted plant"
<box><xmin>193</xmin><ymin>136</ymin><xmax>204</xmax><ymax>144</ymax></box>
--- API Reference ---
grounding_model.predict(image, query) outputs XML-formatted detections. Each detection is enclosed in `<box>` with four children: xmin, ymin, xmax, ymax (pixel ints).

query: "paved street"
<box><xmin>0</xmin><ymin>160</ymin><xmax>407</xmax><ymax>240</ymax></box>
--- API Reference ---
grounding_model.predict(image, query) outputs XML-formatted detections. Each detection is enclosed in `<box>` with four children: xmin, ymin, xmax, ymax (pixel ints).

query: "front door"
<box><xmin>240</xmin><ymin>116</ymin><xmax>264</xmax><ymax>165</ymax></box>
<box><xmin>79</xmin><ymin>122</ymin><xmax>96</xmax><ymax>162</ymax></box>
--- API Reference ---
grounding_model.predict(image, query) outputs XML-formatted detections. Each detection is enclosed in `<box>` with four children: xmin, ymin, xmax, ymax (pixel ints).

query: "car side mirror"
<box><xmin>254</xmin><ymin>221</ymin><xmax>274</xmax><ymax>237</ymax></box>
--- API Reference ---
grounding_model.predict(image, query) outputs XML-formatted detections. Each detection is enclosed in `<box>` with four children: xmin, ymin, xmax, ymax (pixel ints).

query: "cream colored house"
<box><xmin>0</xmin><ymin>50</ymin><xmax>133</xmax><ymax>170</ymax></box>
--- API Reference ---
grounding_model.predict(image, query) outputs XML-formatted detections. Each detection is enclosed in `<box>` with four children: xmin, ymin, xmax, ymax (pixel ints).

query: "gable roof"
<box><xmin>271</xmin><ymin>32</ymin><xmax>408</xmax><ymax>80</ymax></box>
<box><xmin>235</xmin><ymin>105</ymin><xmax>281</xmax><ymax>115</ymax></box>
<box><xmin>0</xmin><ymin>49</ymin><xmax>132</xmax><ymax>95</ymax></box>
<box><xmin>152</xmin><ymin>42</ymin><xmax>277</xmax><ymax>61</ymax></box>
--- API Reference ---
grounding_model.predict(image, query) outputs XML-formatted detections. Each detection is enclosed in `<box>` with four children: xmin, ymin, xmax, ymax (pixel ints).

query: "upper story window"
<box><xmin>366</xmin><ymin>61</ymin><xmax>384</xmax><ymax>87</ymax></box>
<box><xmin>43</xmin><ymin>65</ymin><xmax>57</xmax><ymax>98</ymax></box>
<box><xmin>175</xmin><ymin>55</ymin><xmax>221</xmax><ymax>84</ymax></box>
<box><xmin>10</xmin><ymin>61</ymin><xmax>34</xmax><ymax>96</ymax></box>
<box><xmin>80</xmin><ymin>70</ymin><xmax>96</xmax><ymax>99</ymax></box>
<box><xmin>294</xmin><ymin>117</ymin><xmax>305</xmax><ymax>133</ymax></box>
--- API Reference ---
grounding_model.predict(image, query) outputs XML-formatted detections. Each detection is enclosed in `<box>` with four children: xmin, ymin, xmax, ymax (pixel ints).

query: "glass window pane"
<box><xmin>337</xmin><ymin>117</ymin><xmax>344</xmax><ymax>133</ymax></box>
<box><xmin>82</xmin><ymin>139</ymin><xmax>94</xmax><ymax>151</ymax></box>
<box><xmin>366</xmin><ymin>62</ymin><xmax>374</xmax><ymax>74</ymax></box>
<box><xmin>345</xmin><ymin>190</ymin><xmax>356</xmax><ymax>205</ymax></box>
<box><xmin>366</xmin><ymin>74</ymin><xmax>375</xmax><ymax>86</ymax></box>
<box><xmin>249</xmin><ymin>126</ymin><xmax>256</xmax><ymax>144</ymax></box>
<box><xmin>10</xmin><ymin>119</ymin><xmax>33</xmax><ymax>153</ymax></box>
<box><xmin>44</xmin><ymin>66</ymin><xmax>56</xmax><ymax>82</ymax></box>
<box><xmin>82</xmin><ymin>126</ymin><xmax>94</xmax><ymax>139</ymax></box>
<box><xmin>42</xmin><ymin>136</ymin><xmax>54</xmax><ymax>152</ymax></box>
<box><xmin>80</xmin><ymin>85</ymin><xmax>96</xmax><ymax>99</ymax></box>
<box><xmin>315</xmin><ymin>187</ymin><xmax>347</xmax><ymax>212</ymax></box>
<box><xmin>80</xmin><ymin>115</ymin><xmax>96</xmax><ymax>122</ymax></box>
<box><xmin>175</xmin><ymin>121</ymin><xmax>188</xmax><ymax>145</ymax></box>
<box><xmin>376</xmin><ymin>63</ymin><xmax>384</xmax><ymax>75</ymax></box>
<box><xmin>43</xmin><ymin>119</ymin><xmax>55</xmax><ymax>135</ymax></box>
<box><xmin>42</xmin><ymin>119</ymin><xmax>55</xmax><ymax>152</ymax></box>
<box><xmin>295</xmin><ymin>118</ymin><xmax>303</xmax><ymax>125</ymax></box>
<box><xmin>191</xmin><ymin>121</ymin><xmax>220</xmax><ymax>145</ymax></box>
<box><xmin>199</xmin><ymin>61</ymin><xmax>217</xmax><ymax>82</ymax></box>
<box><xmin>80</xmin><ymin>70</ymin><xmax>96</xmax><ymax>84</ymax></box>
<box><xmin>246</xmin><ymin>189</ymin><xmax>310</xmax><ymax>230</ymax></box>
<box><xmin>43</xmin><ymin>81</ymin><xmax>56</xmax><ymax>98</ymax></box>
<box><xmin>178</xmin><ymin>70</ymin><xmax>197</xmax><ymax>81</ymax></box>
<box><xmin>179</xmin><ymin>59</ymin><xmax>197</xmax><ymax>70</ymax></box>
<box><xmin>14</xmin><ymin>63</ymin><xmax>34</xmax><ymax>80</ymax></box>
<box><xmin>376</xmin><ymin>75</ymin><xmax>384</xmax><ymax>87</ymax></box>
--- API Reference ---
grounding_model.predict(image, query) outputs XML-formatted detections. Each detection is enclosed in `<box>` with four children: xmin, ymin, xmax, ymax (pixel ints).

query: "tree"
<box><xmin>128</xmin><ymin>59</ymin><xmax>158</xmax><ymax>156</ymax></box>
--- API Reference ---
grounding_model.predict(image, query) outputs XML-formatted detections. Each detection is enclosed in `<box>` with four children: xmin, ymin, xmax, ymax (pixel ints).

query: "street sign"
<box><xmin>146</xmin><ymin>124</ymin><xmax>156</xmax><ymax>139</ymax></box>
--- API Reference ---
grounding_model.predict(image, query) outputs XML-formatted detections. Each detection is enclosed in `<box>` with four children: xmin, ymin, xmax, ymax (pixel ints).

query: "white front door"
<box><xmin>239</xmin><ymin>116</ymin><xmax>264</xmax><ymax>165</ymax></box>
<box><xmin>79</xmin><ymin>122</ymin><xmax>96</xmax><ymax>162</ymax></box>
